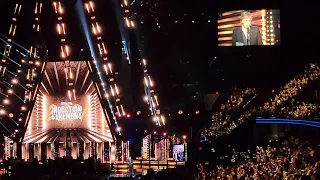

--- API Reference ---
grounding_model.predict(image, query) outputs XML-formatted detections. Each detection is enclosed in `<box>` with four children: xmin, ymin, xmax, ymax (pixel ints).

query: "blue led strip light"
<box><xmin>256</xmin><ymin>118</ymin><xmax>320</xmax><ymax>128</ymax></box>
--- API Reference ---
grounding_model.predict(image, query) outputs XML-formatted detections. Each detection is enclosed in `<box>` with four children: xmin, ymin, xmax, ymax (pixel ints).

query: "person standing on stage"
<box><xmin>232</xmin><ymin>11</ymin><xmax>263</xmax><ymax>46</ymax></box>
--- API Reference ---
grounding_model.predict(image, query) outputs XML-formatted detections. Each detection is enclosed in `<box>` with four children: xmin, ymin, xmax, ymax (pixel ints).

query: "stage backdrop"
<box><xmin>23</xmin><ymin>61</ymin><xmax>113</xmax><ymax>143</ymax></box>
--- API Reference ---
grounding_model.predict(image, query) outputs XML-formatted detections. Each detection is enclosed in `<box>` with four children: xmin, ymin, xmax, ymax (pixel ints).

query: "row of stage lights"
<box><xmin>119</xmin><ymin>109</ymin><xmax>200</xmax><ymax>121</ymax></box>
<box><xmin>135</xmin><ymin>110</ymin><xmax>200</xmax><ymax>116</ymax></box>
<box><xmin>82</xmin><ymin>0</ymin><xmax>126</xmax><ymax>133</ymax></box>
<box><xmin>0</xmin><ymin>3</ymin><xmax>28</xmax><ymax>138</ymax></box>
<box><xmin>0</xmin><ymin>1</ymin><xmax>126</xmax><ymax>138</ymax></box>
<box><xmin>52</xmin><ymin>0</ymin><xmax>129</xmax><ymax>134</ymax></box>
<box><xmin>147</xmin><ymin>130</ymin><xmax>188</xmax><ymax>141</ymax></box>
<box><xmin>53</xmin><ymin>1</ymin><xmax>76</xmax><ymax>102</ymax></box>
<box><xmin>119</xmin><ymin>109</ymin><xmax>200</xmax><ymax>122</ymax></box>
<box><xmin>121</xmin><ymin>0</ymin><xmax>165</xmax><ymax>127</ymax></box>
<box><xmin>2</xmin><ymin>2</ymin><xmax>45</xmax><ymax>138</ymax></box>
<box><xmin>0</xmin><ymin>0</ymin><xmax>168</xmax><ymax>138</ymax></box>
<box><xmin>261</xmin><ymin>10</ymin><xmax>276</xmax><ymax>45</ymax></box>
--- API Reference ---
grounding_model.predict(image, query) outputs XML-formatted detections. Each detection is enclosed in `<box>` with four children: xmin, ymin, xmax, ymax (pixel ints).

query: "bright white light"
<box><xmin>0</xmin><ymin>109</ymin><xmax>5</xmax><ymax>115</ymax></box>
<box><xmin>68</xmin><ymin>90</ymin><xmax>71</xmax><ymax>100</ymax></box>
<box><xmin>21</xmin><ymin>106</ymin><xmax>26</xmax><ymax>111</ymax></box>
<box><xmin>88</xmin><ymin>95</ymin><xmax>92</xmax><ymax>130</ymax></box>
<box><xmin>3</xmin><ymin>99</ymin><xmax>9</xmax><ymax>104</ymax></box>
<box><xmin>116</xmin><ymin>127</ymin><xmax>121</xmax><ymax>132</ymax></box>
<box><xmin>42</xmin><ymin>95</ymin><xmax>46</xmax><ymax>130</ymax></box>
<box><xmin>161</xmin><ymin>115</ymin><xmax>165</xmax><ymax>125</ymax></box>
<box><xmin>11</xmin><ymin>78</ymin><xmax>18</xmax><ymax>84</ymax></box>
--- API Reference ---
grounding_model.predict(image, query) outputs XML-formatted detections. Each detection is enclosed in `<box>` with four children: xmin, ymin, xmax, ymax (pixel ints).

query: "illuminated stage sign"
<box><xmin>24</xmin><ymin>61</ymin><xmax>112</xmax><ymax>136</ymax></box>
<box><xmin>50</xmin><ymin>102</ymin><xmax>83</xmax><ymax>121</ymax></box>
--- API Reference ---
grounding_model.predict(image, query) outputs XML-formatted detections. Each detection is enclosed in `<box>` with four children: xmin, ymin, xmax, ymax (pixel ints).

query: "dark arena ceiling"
<box><xmin>0</xmin><ymin>0</ymin><xmax>319</xmax><ymax>139</ymax></box>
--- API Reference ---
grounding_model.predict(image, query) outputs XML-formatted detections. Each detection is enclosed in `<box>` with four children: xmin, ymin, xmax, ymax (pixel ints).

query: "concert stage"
<box><xmin>4</xmin><ymin>61</ymin><xmax>186</xmax><ymax>173</ymax></box>
<box><xmin>20</xmin><ymin>61</ymin><xmax>129</xmax><ymax>163</ymax></box>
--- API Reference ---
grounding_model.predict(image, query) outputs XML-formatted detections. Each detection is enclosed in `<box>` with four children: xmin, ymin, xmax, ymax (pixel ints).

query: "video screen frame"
<box><xmin>218</xmin><ymin>9</ymin><xmax>280</xmax><ymax>46</ymax></box>
<box><xmin>173</xmin><ymin>144</ymin><xmax>185</xmax><ymax>162</ymax></box>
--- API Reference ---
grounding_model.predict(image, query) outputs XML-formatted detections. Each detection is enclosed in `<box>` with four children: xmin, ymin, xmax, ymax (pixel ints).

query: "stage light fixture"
<box><xmin>7</xmin><ymin>89</ymin><xmax>13</xmax><ymax>94</ymax></box>
<box><xmin>3</xmin><ymin>99</ymin><xmax>10</xmax><ymax>104</ymax></box>
<box><xmin>11</xmin><ymin>78</ymin><xmax>18</xmax><ymax>84</ymax></box>
<box><xmin>8</xmin><ymin>113</ymin><xmax>14</xmax><ymax>118</ymax></box>
<box><xmin>0</xmin><ymin>109</ymin><xmax>6</xmax><ymax>115</ymax></box>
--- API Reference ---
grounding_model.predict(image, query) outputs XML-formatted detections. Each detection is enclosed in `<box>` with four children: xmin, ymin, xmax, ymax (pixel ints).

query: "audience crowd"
<box><xmin>201</xmin><ymin>64</ymin><xmax>320</xmax><ymax>140</ymax></box>
<box><xmin>195</xmin><ymin>136</ymin><xmax>320</xmax><ymax>180</ymax></box>
<box><xmin>201</xmin><ymin>88</ymin><xmax>257</xmax><ymax>139</ymax></box>
<box><xmin>264</xmin><ymin>64</ymin><xmax>320</xmax><ymax>113</ymax></box>
<box><xmin>268</xmin><ymin>101</ymin><xmax>320</xmax><ymax>119</ymax></box>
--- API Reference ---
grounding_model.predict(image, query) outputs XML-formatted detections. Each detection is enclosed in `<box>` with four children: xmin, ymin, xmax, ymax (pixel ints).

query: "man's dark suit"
<box><xmin>232</xmin><ymin>26</ymin><xmax>263</xmax><ymax>46</ymax></box>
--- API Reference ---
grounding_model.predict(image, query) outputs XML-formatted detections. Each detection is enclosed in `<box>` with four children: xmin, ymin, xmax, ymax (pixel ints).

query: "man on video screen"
<box><xmin>232</xmin><ymin>11</ymin><xmax>263</xmax><ymax>46</ymax></box>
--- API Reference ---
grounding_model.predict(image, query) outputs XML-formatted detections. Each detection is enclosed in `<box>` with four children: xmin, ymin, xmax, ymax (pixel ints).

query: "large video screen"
<box><xmin>44</xmin><ymin>96</ymin><xmax>90</xmax><ymax>129</ymax></box>
<box><xmin>218</xmin><ymin>10</ymin><xmax>280</xmax><ymax>46</ymax></box>
<box><xmin>173</xmin><ymin>144</ymin><xmax>185</xmax><ymax>162</ymax></box>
